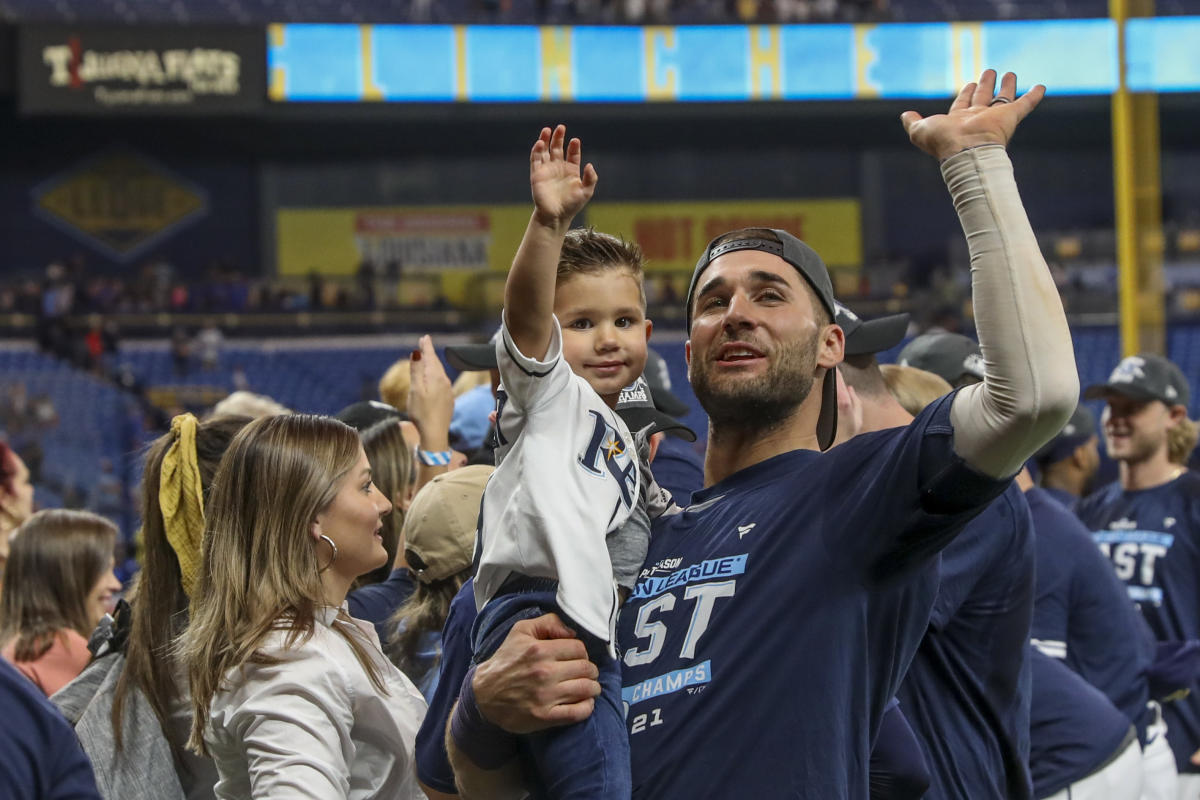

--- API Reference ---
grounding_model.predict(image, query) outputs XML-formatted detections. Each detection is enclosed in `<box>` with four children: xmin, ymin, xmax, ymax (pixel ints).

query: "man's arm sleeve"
<box><xmin>942</xmin><ymin>146</ymin><xmax>1078</xmax><ymax>479</ymax></box>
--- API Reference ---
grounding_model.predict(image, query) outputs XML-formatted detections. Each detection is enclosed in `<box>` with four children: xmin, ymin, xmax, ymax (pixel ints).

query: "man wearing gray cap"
<box><xmin>447</xmin><ymin>70</ymin><xmax>1078</xmax><ymax>800</ymax></box>
<box><xmin>1077</xmin><ymin>354</ymin><xmax>1200</xmax><ymax>795</ymax></box>
<box><xmin>897</xmin><ymin>331</ymin><xmax>986</xmax><ymax>388</ymax></box>
<box><xmin>1033</xmin><ymin>404</ymin><xmax>1101</xmax><ymax>512</ymax></box>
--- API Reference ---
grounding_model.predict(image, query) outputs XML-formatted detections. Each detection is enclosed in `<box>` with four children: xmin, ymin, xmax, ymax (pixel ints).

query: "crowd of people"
<box><xmin>3</xmin><ymin>66</ymin><xmax>1200</xmax><ymax>800</ymax></box>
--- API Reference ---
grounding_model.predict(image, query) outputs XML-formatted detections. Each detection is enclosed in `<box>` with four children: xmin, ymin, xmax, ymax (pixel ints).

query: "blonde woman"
<box><xmin>0</xmin><ymin>510</ymin><xmax>121</xmax><ymax>696</ymax></box>
<box><xmin>181</xmin><ymin>414</ymin><xmax>427</xmax><ymax>799</ymax></box>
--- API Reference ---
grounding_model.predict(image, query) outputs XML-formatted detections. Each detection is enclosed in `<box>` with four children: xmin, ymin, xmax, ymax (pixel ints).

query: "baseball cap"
<box><xmin>403</xmin><ymin>464</ymin><xmax>494</xmax><ymax>584</ymax></box>
<box><xmin>1033</xmin><ymin>404</ymin><xmax>1097</xmax><ymax>466</ymax></box>
<box><xmin>684</xmin><ymin>228</ymin><xmax>838</xmax><ymax>450</ymax></box>
<box><xmin>897</xmin><ymin>332</ymin><xmax>985</xmax><ymax>386</ymax></box>
<box><xmin>335</xmin><ymin>400</ymin><xmax>405</xmax><ymax>432</ymax></box>
<box><xmin>616</xmin><ymin>377</ymin><xmax>697</xmax><ymax>442</ymax></box>
<box><xmin>1083</xmin><ymin>354</ymin><xmax>1191</xmax><ymax>408</ymax></box>
<box><xmin>834</xmin><ymin>301</ymin><xmax>910</xmax><ymax>357</ymax></box>
<box><xmin>643</xmin><ymin>348</ymin><xmax>689</xmax><ymax>418</ymax></box>
<box><xmin>445</xmin><ymin>326</ymin><xmax>502</xmax><ymax>372</ymax></box>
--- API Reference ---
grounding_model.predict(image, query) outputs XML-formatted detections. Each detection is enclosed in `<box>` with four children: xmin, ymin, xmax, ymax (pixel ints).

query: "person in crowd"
<box><xmin>0</xmin><ymin>509</ymin><xmax>121</xmax><ymax>696</ymax></box>
<box><xmin>1076</xmin><ymin>354</ymin><xmax>1200</xmax><ymax>795</ymax></box>
<box><xmin>1017</xmin><ymin>413</ymin><xmax>1172</xmax><ymax>798</ymax></box>
<box><xmin>449</xmin><ymin>369</ymin><xmax>495</xmax><ymax>453</ymax></box>
<box><xmin>208</xmin><ymin>391</ymin><xmax>290</xmax><ymax>420</ymax></box>
<box><xmin>180</xmin><ymin>413</ymin><xmax>427</xmax><ymax>799</ymax></box>
<box><xmin>441</xmin><ymin>70</ymin><xmax>1077</xmax><ymax>799</ymax></box>
<box><xmin>0</xmin><ymin>655</ymin><xmax>101</xmax><ymax>799</ymax></box>
<box><xmin>897</xmin><ymin>330</ymin><xmax>986</xmax><ymax>387</ymax></box>
<box><xmin>0</xmin><ymin>441</ymin><xmax>35</xmax><ymax>585</ymax></box>
<box><xmin>380</xmin><ymin>358</ymin><xmax>414</xmax><ymax>413</ymax></box>
<box><xmin>52</xmin><ymin>413</ymin><xmax>251</xmax><ymax>800</ymax></box>
<box><xmin>843</xmin><ymin>324</ymin><xmax>1035</xmax><ymax>798</ymax></box>
<box><xmin>339</xmin><ymin>404</ymin><xmax>421</xmax><ymax>643</ymax></box>
<box><xmin>387</xmin><ymin>465</ymin><xmax>493</xmax><ymax>700</ymax></box>
<box><xmin>1031</xmin><ymin>404</ymin><xmax>1100</xmax><ymax>511</ymax></box>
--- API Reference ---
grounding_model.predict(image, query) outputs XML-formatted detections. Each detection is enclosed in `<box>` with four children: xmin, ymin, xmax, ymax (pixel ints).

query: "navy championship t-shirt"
<box><xmin>619</xmin><ymin>394</ymin><xmax>1009</xmax><ymax>799</ymax></box>
<box><xmin>895</xmin><ymin>482</ymin><xmax>1035</xmax><ymax>800</ymax></box>
<box><xmin>1077</xmin><ymin>472</ymin><xmax>1200</xmax><ymax>774</ymax></box>
<box><xmin>1027</xmin><ymin>487</ymin><xmax>1153</xmax><ymax>738</ymax></box>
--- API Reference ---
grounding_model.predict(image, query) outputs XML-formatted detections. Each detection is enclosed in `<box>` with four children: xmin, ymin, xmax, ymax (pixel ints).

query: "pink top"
<box><xmin>2</xmin><ymin>628</ymin><xmax>91</xmax><ymax>696</ymax></box>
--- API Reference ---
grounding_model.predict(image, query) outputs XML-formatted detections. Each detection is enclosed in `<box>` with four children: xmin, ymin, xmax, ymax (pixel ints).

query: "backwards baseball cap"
<box><xmin>335</xmin><ymin>400</ymin><xmax>405</xmax><ymax>432</ymax></box>
<box><xmin>445</xmin><ymin>326</ymin><xmax>502</xmax><ymax>372</ymax></box>
<box><xmin>684</xmin><ymin>228</ymin><xmax>838</xmax><ymax>450</ymax></box>
<box><xmin>643</xmin><ymin>348</ymin><xmax>689</xmax><ymax>418</ymax></box>
<box><xmin>835</xmin><ymin>301</ymin><xmax>910</xmax><ymax>357</ymax></box>
<box><xmin>1033</xmin><ymin>404</ymin><xmax>1097</xmax><ymax>466</ymax></box>
<box><xmin>616</xmin><ymin>377</ymin><xmax>697</xmax><ymax>442</ymax></box>
<box><xmin>897</xmin><ymin>332</ymin><xmax>985</xmax><ymax>386</ymax></box>
<box><xmin>1084</xmin><ymin>354</ymin><xmax>1191</xmax><ymax>408</ymax></box>
<box><xmin>403</xmin><ymin>464</ymin><xmax>494</xmax><ymax>584</ymax></box>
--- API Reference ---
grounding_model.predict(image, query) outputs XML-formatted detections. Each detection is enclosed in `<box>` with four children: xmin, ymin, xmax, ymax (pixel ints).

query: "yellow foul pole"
<box><xmin>1111</xmin><ymin>0</ymin><xmax>1165</xmax><ymax>356</ymax></box>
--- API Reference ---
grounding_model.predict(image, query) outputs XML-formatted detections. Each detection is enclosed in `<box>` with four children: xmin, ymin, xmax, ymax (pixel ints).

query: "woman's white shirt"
<box><xmin>206</xmin><ymin>606</ymin><xmax>428</xmax><ymax>800</ymax></box>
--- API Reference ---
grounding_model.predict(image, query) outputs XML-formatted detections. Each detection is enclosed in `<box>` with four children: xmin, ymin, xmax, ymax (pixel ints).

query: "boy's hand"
<box><xmin>530</xmin><ymin>124</ymin><xmax>598</xmax><ymax>229</ymax></box>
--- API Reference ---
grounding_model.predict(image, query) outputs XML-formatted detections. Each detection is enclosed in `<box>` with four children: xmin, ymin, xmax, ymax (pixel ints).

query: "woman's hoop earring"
<box><xmin>317</xmin><ymin>534</ymin><xmax>338</xmax><ymax>572</ymax></box>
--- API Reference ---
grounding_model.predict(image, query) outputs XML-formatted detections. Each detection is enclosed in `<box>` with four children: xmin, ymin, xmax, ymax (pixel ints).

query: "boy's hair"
<box><xmin>557</xmin><ymin>227</ymin><xmax>646</xmax><ymax>307</ymax></box>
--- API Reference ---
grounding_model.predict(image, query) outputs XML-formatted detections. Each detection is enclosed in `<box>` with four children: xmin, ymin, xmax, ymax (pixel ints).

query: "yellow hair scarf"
<box><xmin>160</xmin><ymin>413</ymin><xmax>206</xmax><ymax>600</ymax></box>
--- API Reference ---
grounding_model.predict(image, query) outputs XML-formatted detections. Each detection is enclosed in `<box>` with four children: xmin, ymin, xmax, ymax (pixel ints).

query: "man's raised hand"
<box><xmin>901</xmin><ymin>70</ymin><xmax>1045</xmax><ymax>161</ymax></box>
<box><xmin>530</xmin><ymin>124</ymin><xmax>598</xmax><ymax>229</ymax></box>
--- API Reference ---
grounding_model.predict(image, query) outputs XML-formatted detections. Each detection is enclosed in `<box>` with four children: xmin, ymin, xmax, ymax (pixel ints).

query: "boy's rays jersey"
<box><xmin>618</xmin><ymin>394</ymin><xmax>1010</xmax><ymax>800</ymax></box>
<box><xmin>1078</xmin><ymin>471</ymin><xmax>1200</xmax><ymax>774</ymax></box>
<box><xmin>474</xmin><ymin>319</ymin><xmax>638</xmax><ymax>646</ymax></box>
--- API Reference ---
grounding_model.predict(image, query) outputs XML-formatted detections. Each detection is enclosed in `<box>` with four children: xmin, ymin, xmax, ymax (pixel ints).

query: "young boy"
<box><xmin>471</xmin><ymin>125</ymin><xmax>664</xmax><ymax>798</ymax></box>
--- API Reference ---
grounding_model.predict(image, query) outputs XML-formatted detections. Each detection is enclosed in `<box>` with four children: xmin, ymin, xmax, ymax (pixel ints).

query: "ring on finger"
<box><xmin>989</xmin><ymin>96</ymin><xmax>1012</xmax><ymax>106</ymax></box>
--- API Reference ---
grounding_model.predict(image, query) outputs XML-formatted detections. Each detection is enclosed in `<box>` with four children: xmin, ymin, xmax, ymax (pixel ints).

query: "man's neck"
<box><xmin>704</xmin><ymin>405</ymin><xmax>817</xmax><ymax>487</ymax></box>
<box><xmin>858</xmin><ymin>393</ymin><xmax>914</xmax><ymax>435</ymax></box>
<box><xmin>1120</xmin><ymin>451</ymin><xmax>1182</xmax><ymax>491</ymax></box>
<box><xmin>1041</xmin><ymin>470</ymin><xmax>1083</xmax><ymax>498</ymax></box>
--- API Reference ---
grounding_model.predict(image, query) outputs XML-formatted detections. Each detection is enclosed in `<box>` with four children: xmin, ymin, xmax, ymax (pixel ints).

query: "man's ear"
<box><xmin>817</xmin><ymin>323</ymin><xmax>846</xmax><ymax>370</ymax></box>
<box><xmin>1168</xmin><ymin>404</ymin><xmax>1189</xmax><ymax>429</ymax></box>
<box><xmin>684</xmin><ymin>340</ymin><xmax>692</xmax><ymax>370</ymax></box>
<box><xmin>644</xmin><ymin>318</ymin><xmax>653</xmax><ymax>343</ymax></box>
<box><xmin>648</xmin><ymin>432</ymin><xmax>664</xmax><ymax>464</ymax></box>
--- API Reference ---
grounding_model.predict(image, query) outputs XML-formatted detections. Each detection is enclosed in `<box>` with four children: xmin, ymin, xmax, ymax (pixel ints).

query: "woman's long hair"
<box><xmin>386</xmin><ymin>569</ymin><xmax>468</xmax><ymax>683</ymax></box>
<box><xmin>354</xmin><ymin>418</ymin><xmax>416</xmax><ymax>588</ymax></box>
<box><xmin>111</xmin><ymin>414</ymin><xmax>252</xmax><ymax>763</ymax></box>
<box><xmin>180</xmin><ymin>414</ymin><xmax>389</xmax><ymax>755</ymax></box>
<box><xmin>0</xmin><ymin>509</ymin><xmax>116</xmax><ymax>661</ymax></box>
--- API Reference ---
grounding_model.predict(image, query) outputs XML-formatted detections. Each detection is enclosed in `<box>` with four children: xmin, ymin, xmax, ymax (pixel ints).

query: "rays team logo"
<box><xmin>579</xmin><ymin>410</ymin><xmax>637</xmax><ymax>509</ymax></box>
<box><xmin>1109</xmin><ymin>357</ymin><xmax>1147</xmax><ymax>385</ymax></box>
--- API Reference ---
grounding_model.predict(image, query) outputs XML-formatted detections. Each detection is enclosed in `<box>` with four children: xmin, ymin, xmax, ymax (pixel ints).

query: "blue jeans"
<box><xmin>472</xmin><ymin>582</ymin><xmax>631</xmax><ymax>800</ymax></box>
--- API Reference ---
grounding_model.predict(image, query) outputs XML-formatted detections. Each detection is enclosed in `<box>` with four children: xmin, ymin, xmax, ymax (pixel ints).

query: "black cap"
<box><xmin>335</xmin><ymin>400</ymin><xmax>404</xmax><ymax>432</ymax></box>
<box><xmin>897</xmin><ymin>332</ymin><xmax>985</xmax><ymax>386</ymax></box>
<box><xmin>684</xmin><ymin>228</ymin><xmax>837</xmax><ymax>450</ymax></box>
<box><xmin>616</xmin><ymin>377</ymin><xmax>696</xmax><ymax>442</ymax></box>
<box><xmin>834</xmin><ymin>301</ymin><xmax>910</xmax><ymax>357</ymax></box>
<box><xmin>1033</xmin><ymin>404</ymin><xmax>1097</xmax><ymax>466</ymax></box>
<box><xmin>445</xmin><ymin>326</ymin><xmax>502</xmax><ymax>372</ymax></box>
<box><xmin>643</xmin><ymin>349</ymin><xmax>689</xmax><ymax>418</ymax></box>
<box><xmin>1084</xmin><ymin>354</ymin><xmax>1190</xmax><ymax>408</ymax></box>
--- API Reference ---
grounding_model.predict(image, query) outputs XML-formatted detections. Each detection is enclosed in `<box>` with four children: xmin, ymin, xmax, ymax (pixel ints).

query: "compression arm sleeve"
<box><xmin>943</xmin><ymin>145</ymin><xmax>1078</xmax><ymax>479</ymax></box>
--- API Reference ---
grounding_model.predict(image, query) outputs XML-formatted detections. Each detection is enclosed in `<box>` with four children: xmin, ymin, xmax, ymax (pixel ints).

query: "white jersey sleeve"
<box><xmin>476</xmin><ymin>316</ymin><xmax>640</xmax><ymax>650</ymax></box>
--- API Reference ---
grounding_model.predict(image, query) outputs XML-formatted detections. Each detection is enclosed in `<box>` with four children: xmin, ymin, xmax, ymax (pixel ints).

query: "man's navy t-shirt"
<box><xmin>1027</xmin><ymin>486</ymin><xmax>1153</xmax><ymax>737</ymax></box>
<box><xmin>619</xmin><ymin>394</ymin><xmax>1008</xmax><ymax>799</ymax></box>
<box><xmin>1029</xmin><ymin>647</ymin><xmax>1133</xmax><ymax>798</ymax></box>
<box><xmin>895</xmin><ymin>482</ymin><xmax>1034</xmax><ymax>800</ymax></box>
<box><xmin>0</xmin><ymin>657</ymin><xmax>100</xmax><ymax>799</ymax></box>
<box><xmin>1077</xmin><ymin>472</ymin><xmax>1200</xmax><ymax>774</ymax></box>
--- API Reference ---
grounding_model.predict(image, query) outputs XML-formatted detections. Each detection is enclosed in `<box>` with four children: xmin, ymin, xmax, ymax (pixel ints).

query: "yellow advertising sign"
<box><xmin>586</xmin><ymin>198</ymin><xmax>862</xmax><ymax>270</ymax></box>
<box><xmin>277</xmin><ymin>204</ymin><xmax>531</xmax><ymax>306</ymax></box>
<box><xmin>34</xmin><ymin>151</ymin><xmax>207</xmax><ymax>261</ymax></box>
<box><xmin>277</xmin><ymin>205</ymin><xmax>531</xmax><ymax>275</ymax></box>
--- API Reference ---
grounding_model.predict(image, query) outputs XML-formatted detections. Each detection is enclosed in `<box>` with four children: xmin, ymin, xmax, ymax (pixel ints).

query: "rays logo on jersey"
<box><xmin>1093</xmin><ymin>524</ymin><xmax>1174</xmax><ymax>604</ymax></box>
<box><xmin>578</xmin><ymin>410</ymin><xmax>637</xmax><ymax>509</ymax></box>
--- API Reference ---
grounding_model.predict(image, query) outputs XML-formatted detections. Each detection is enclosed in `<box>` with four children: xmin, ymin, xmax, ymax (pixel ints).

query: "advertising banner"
<box><xmin>19</xmin><ymin>25</ymin><xmax>265</xmax><ymax>114</ymax></box>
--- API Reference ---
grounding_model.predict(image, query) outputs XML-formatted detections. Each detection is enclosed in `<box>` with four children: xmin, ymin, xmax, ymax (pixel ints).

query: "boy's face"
<box><xmin>554</xmin><ymin>269</ymin><xmax>651</xmax><ymax>403</ymax></box>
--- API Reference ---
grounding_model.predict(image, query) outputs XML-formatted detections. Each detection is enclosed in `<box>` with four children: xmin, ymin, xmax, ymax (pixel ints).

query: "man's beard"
<box><xmin>690</xmin><ymin>333</ymin><xmax>819</xmax><ymax>437</ymax></box>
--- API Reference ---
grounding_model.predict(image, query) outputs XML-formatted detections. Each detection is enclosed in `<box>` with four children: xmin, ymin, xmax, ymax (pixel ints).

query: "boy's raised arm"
<box><xmin>504</xmin><ymin>124</ymin><xmax>598</xmax><ymax>361</ymax></box>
